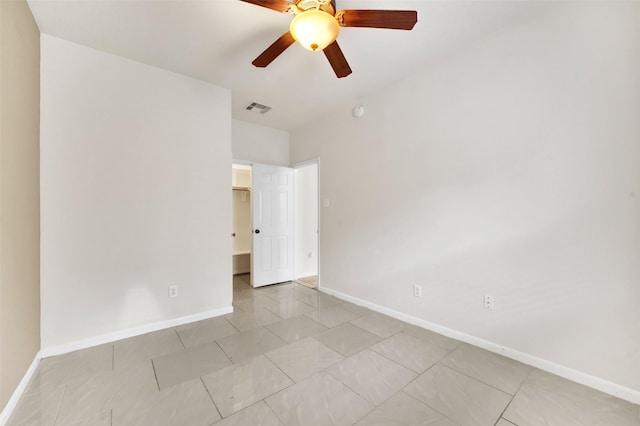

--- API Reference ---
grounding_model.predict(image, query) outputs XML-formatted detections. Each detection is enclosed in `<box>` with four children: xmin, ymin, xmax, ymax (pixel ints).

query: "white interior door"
<box><xmin>251</xmin><ymin>163</ymin><xmax>294</xmax><ymax>287</ymax></box>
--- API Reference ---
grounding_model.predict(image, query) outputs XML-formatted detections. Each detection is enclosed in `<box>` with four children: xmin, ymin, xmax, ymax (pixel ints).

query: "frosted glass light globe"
<box><xmin>290</xmin><ymin>10</ymin><xmax>340</xmax><ymax>51</ymax></box>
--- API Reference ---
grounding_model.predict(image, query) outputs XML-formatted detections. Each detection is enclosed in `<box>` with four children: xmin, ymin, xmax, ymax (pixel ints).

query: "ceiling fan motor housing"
<box><xmin>296</xmin><ymin>0</ymin><xmax>335</xmax><ymax>15</ymax></box>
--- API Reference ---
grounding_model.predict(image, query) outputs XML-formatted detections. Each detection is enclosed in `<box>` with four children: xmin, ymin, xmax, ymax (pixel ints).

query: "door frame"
<box><xmin>291</xmin><ymin>158</ymin><xmax>321</xmax><ymax>290</ymax></box>
<box><xmin>232</xmin><ymin>158</ymin><xmax>321</xmax><ymax>289</ymax></box>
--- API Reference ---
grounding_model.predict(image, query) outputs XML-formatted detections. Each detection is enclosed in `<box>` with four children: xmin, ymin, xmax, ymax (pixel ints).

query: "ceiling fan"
<box><xmin>240</xmin><ymin>0</ymin><xmax>418</xmax><ymax>78</ymax></box>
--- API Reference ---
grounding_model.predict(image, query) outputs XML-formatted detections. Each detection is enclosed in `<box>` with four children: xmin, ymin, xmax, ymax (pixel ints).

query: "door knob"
<box><xmin>231</xmin><ymin>233</ymin><xmax>236</xmax><ymax>237</ymax></box>
<box><xmin>254</xmin><ymin>229</ymin><xmax>260</xmax><ymax>234</ymax></box>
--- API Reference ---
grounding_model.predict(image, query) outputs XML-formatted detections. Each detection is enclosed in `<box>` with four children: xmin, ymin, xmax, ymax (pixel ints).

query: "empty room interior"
<box><xmin>1</xmin><ymin>0</ymin><xmax>639</xmax><ymax>425</ymax></box>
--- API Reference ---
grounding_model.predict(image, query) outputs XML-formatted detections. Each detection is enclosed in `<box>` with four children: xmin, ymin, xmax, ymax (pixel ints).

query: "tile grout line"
<box><xmin>303</xmin><ymin>310</ymin><xmax>330</xmax><ymax>328</ymax></box>
<box><xmin>435</xmin><ymin>361</ymin><xmax>518</xmax><ymax>397</ymax></box>
<box><xmin>345</xmin><ymin>318</ymin><xmax>386</xmax><ymax>337</ymax></box>
<box><xmin>222</xmin><ymin>316</ymin><xmax>242</xmax><ymax>334</ymax></box>
<box><xmin>494</xmin><ymin>417</ymin><xmax>517</xmax><ymax>426</ymax></box>
<box><xmin>51</xmin><ymin>384</ymin><xmax>68</xmax><ymax>426</ymax></box>
<box><xmin>263</xmin><ymin>397</ymin><xmax>288</xmax><ymax>425</ymax></box>
<box><xmin>437</xmin><ymin>343</ymin><xmax>534</xmax><ymax>393</ymax></box>
<box><xmin>338</xmin><ymin>339</ymin><xmax>456</xmax><ymax>423</ymax></box>
<box><xmin>339</xmin><ymin>376</ymin><xmax>378</xmax><ymax>426</ymax></box>
<box><xmin>263</xmin><ymin>352</ymin><xmax>298</xmax><ymax>388</ymax></box>
<box><xmin>496</xmin><ymin>365</ymin><xmax>536</xmax><ymax>424</ymax></box>
<box><xmin>150</xmin><ymin>359</ymin><xmax>161</xmax><ymax>392</ymax></box>
<box><xmin>345</xmin><ymin>342</ymin><xmax>420</xmax><ymax>379</ymax></box>
<box><xmin>320</xmin><ymin>357</ymin><xmax>381</xmax><ymax>414</ymax></box>
<box><xmin>217</xmin><ymin>354</ymin><xmax>298</xmax><ymax>417</ymax></box>
<box><xmin>399</xmin><ymin>363</ymin><xmax>461</xmax><ymax>425</ymax></box>
<box><xmin>200</xmin><ymin>377</ymin><xmax>223</xmax><ymax>421</ymax></box>
<box><xmin>368</xmin><ymin>344</ymin><xmax>424</xmax><ymax>376</ymax></box>
<box><xmin>400</xmin><ymin>389</ymin><xmax>461</xmax><ymax>425</ymax></box>
<box><xmin>174</xmin><ymin>329</ymin><xmax>186</xmax><ymax>349</ymax></box>
<box><xmin>420</xmin><ymin>362</ymin><xmax>516</xmax><ymax>425</ymax></box>
<box><xmin>260</xmin><ymin>398</ymin><xmax>286</xmax><ymax>424</ymax></box>
<box><xmin>214</xmin><ymin>340</ymin><xmax>233</xmax><ymax>365</ymax></box>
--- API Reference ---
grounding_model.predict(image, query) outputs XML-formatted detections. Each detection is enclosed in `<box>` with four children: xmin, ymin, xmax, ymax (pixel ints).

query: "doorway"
<box><xmin>293</xmin><ymin>160</ymin><xmax>319</xmax><ymax>289</ymax></box>
<box><xmin>231</xmin><ymin>164</ymin><xmax>252</xmax><ymax>276</ymax></box>
<box><xmin>232</xmin><ymin>161</ymin><xmax>319</xmax><ymax>289</ymax></box>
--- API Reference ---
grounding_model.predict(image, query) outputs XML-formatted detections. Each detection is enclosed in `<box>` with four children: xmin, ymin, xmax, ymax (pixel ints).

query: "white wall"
<box><xmin>40</xmin><ymin>35</ymin><xmax>232</xmax><ymax>350</ymax></box>
<box><xmin>294</xmin><ymin>163</ymin><xmax>318</xmax><ymax>279</ymax></box>
<box><xmin>232</xmin><ymin>119</ymin><xmax>289</xmax><ymax>166</ymax></box>
<box><xmin>290</xmin><ymin>2</ymin><xmax>640</xmax><ymax>397</ymax></box>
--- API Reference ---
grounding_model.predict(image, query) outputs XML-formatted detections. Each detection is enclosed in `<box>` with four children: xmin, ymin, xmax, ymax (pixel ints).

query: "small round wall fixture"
<box><xmin>352</xmin><ymin>105</ymin><xmax>365</xmax><ymax>118</ymax></box>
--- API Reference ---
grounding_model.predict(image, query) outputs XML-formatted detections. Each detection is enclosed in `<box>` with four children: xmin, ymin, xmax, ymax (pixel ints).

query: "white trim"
<box><xmin>0</xmin><ymin>351</ymin><xmax>41</xmax><ymax>426</ymax></box>
<box><xmin>320</xmin><ymin>287</ymin><xmax>640</xmax><ymax>405</ymax></box>
<box><xmin>290</xmin><ymin>158</ymin><xmax>319</xmax><ymax>169</ymax></box>
<box><xmin>40</xmin><ymin>306</ymin><xmax>233</xmax><ymax>358</ymax></box>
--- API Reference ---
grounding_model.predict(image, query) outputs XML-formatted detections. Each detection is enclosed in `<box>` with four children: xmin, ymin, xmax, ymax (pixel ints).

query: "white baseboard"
<box><xmin>320</xmin><ymin>287</ymin><xmax>640</xmax><ymax>405</ymax></box>
<box><xmin>40</xmin><ymin>306</ymin><xmax>233</xmax><ymax>358</ymax></box>
<box><xmin>0</xmin><ymin>351</ymin><xmax>41</xmax><ymax>426</ymax></box>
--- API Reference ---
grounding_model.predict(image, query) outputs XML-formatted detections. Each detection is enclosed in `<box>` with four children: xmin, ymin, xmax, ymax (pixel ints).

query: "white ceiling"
<box><xmin>27</xmin><ymin>0</ymin><xmax>553</xmax><ymax>131</ymax></box>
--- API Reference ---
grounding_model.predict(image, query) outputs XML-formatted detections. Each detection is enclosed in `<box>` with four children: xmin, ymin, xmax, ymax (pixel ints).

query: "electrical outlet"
<box><xmin>484</xmin><ymin>294</ymin><xmax>495</xmax><ymax>310</ymax></box>
<box><xmin>413</xmin><ymin>284</ymin><xmax>422</xmax><ymax>298</ymax></box>
<box><xmin>169</xmin><ymin>285</ymin><xmax>178</xmax><ymax>298</ymax></box>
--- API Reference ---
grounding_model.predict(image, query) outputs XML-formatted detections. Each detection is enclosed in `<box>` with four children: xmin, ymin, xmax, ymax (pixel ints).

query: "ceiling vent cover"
<box><xmin>245</xmin><ymin>102</ymin><xmax>272</xmax><ymax>114</ymax></box>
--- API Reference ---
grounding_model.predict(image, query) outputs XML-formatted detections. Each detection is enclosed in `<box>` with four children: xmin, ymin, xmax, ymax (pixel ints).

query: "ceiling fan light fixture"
<box><xmin>290</xmin><ymin>9</ymin><xmax>339</xmax><ymax>51</ymax></box>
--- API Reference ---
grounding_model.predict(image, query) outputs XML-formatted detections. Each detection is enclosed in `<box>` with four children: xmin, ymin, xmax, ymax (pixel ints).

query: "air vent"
<box><xmin>245</xmin><ymin>102</ymin><xmax>272</xmax><ymax>114</ymax></box>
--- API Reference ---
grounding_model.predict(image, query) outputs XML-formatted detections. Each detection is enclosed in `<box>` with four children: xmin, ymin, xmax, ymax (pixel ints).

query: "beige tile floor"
<box><xmin>8</xmin><ymin>274</ymin><xmax>640</xmax><ymax>425</ymax></box>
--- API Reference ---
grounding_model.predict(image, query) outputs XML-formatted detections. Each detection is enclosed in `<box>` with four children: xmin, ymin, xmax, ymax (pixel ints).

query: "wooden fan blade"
<box><xmin>252</xmin><ymin>32</ymin><xmax>295</xmax><ymax>68</ymax></box>
<box><xmin>338</xmin><ymin>10</ymin><xmax>417</xmax><ymax>30</ymax></box>
<box><xmin>238</xmin><ymin>0</ymin><xmax>290</xmax><ymax>13</ymax></box>
<box><xmin>323</xmin><ymin>41</ymin><xmax>352</xmax><ymax>78</ymax></box>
